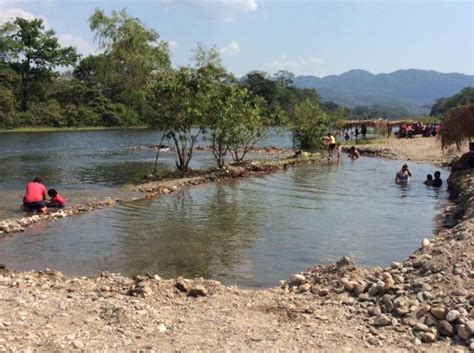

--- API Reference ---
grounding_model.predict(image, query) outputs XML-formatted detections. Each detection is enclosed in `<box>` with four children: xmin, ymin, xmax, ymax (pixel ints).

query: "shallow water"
<box><xmin>0</xmin><ymin>156</ymin><xmax>448</xmax><ymax>288</ymax></box>
<box><xmin>0</xmin><ymin>128</ymin><xmax>291</xmax><ymax>219</ymax></box>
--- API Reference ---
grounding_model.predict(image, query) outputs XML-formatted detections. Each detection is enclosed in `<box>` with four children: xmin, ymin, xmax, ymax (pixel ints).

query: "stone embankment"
<box><xmin>0</xmin><ymin>154</ymin><xmax>321</xmax><ymax>236</ymax></box>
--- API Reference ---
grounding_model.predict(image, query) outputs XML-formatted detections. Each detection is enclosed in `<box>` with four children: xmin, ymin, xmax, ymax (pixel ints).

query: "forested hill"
<box><xmin>293</xmin><ymin>69</ymin><xmax>474</xmax><ymax>115</ymax></box>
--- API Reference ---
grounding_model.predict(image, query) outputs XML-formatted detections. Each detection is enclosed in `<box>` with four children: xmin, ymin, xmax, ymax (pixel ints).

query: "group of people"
<box><xmin>324</xmin><ymin>133</ymin><xmax>360</xmax><ymax>161</ymax></box>
<box><xmin>395</xmin><ymin>164</ymin><xmax>443</xmax><ymax>187</ymax></box>
<box><xmin>22</xmin><ymin>178</ymin><xmax>66</xmax><ymax>214</ymax></box>
<box><xmin>398</xmin><ymin>122</ymin><xmax>440</xmax><ymax>139</ymax></box>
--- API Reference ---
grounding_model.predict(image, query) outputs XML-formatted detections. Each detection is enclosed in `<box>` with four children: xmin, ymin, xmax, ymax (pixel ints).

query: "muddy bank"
<box><xmin>0</xmin><ymin>154</ymin><xmax>322</xmax><ymax>236</ymax></box>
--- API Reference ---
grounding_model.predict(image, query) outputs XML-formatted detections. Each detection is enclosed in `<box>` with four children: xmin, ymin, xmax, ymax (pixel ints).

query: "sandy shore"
<box><xmin>354</xmin><ymin>136</ymin><xmax>467</xmax><ymax>167</ymax></box>
<box><xmin>0</xmin><ymin>138</ymin><xmax>473</xmax><ymax>351</ymax></box>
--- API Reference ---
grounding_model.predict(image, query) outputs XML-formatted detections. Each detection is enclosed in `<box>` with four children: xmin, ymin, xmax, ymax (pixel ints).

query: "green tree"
<box><xmin>226</xmin><ymin>93</ymin><xmax>269</xmax><ymax>163</ymax></box>
<box><xmin>0</xmin><ymin>86</ymin><xmax>16</xmax><ymax>128</ymax></box>
<box><xmin>149</xmin><ymin>67</ymin><xmax>206</xmax><ymax>172</ymax></box>
<box><xmin>0</xmin><ymin>18</ymin><xmax>78</xmax><ymax>111</ymax></box>
<box><xmin>288</xmin><ymin>99</ymin><xmax>331</xmax><ymax>150</ymax></box>
<box><xmin>89</xmin><ymin>8</ymin><xmax>170</xmax><ymax>110</ymax></box>
<box><xmin>430</xmin><ymin>87</ymin><xmax>474</xmax><ymax>117</ymax></box>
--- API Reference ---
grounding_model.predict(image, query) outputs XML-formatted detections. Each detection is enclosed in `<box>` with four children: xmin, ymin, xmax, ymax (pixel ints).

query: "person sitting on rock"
<box><xmin>395</xmin><ymin>164</ymin><xmax>412</xmax><ymax>183</ymax></box>
<box><xmin>423</xmin><ymin>174</ymin><xmax>434</xmax><ymax>186</ymax></box>
<box><xmin>432</xmin><ymin>171</ymin><xmax>442</xmax><ymax>187</ymax></box>
<box><xmin>47</xmin><ymin>189</ymin><xmax>66</xmax><ymax>208</ymax></box>
<box><xmin>23</xmin><ymin>177</ymin><xmax>48</xmax><ymax>214</ymax></box>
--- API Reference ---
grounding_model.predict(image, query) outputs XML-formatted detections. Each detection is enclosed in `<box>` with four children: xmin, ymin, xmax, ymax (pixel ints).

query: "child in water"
<box><xmin>47</xmin><ymin>189</ymin><xmax>66</xmax><ymax>208</ymax></box>
<box><xmin>348</xmin><ymin>146</ymin><xmax>360</xmax><ymax>159</ymax></box>
<box><xmin>423</xmin><ymin>174</ymin><xmax>434</xmax><ymax>186</ymax></box>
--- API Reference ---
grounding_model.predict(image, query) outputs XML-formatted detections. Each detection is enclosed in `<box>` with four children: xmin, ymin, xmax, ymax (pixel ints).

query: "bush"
<box><xmin>28</xmin><ymin>99</ymin><xmax>65</xmax><ymax>127</ymax></box>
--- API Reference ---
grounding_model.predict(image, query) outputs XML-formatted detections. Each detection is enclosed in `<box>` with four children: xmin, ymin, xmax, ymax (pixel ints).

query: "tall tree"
<box><xmin>149</xmin><ymin>67</ymin><xmax>206</xmax><ymax>172</ymax></box>
<box><xmin>89</xmin><ymin>8</ymin><xmax>170</xmax><ymax>110</ymax></box>
<box><xmin>289</xmin><ymin>99</ymin><xmax>331</xmax><ymax>150</ymax></box>
<box><xmin>0</xmin><ymin>18</ymin><xmax>78</xmax><ymax>111</ymax></box>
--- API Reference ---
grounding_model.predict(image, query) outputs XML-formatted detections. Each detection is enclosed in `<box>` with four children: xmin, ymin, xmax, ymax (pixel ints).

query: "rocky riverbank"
<box><xmin>0</xmin><ymin>138</ymin><xmax>472</xmax><ymax>351</ymax></box>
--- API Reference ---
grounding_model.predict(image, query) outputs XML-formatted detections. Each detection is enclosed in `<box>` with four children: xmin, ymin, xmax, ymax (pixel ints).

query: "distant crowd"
<box><xmin>397</xmin><ymin>121</ymin><xmax>440</xmax><ymax>139</ymax></box>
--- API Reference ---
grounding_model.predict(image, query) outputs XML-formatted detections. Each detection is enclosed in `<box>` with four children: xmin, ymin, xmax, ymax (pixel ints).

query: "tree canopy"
<box><xmin>0</xmin><ymin>17</ymin><xmax>78</xmax><ymax>111</ymax></box>
<box><xmin>430</xmin><ymin>87</ymin><xmax>474</xmax><ymax>117</ymax></box>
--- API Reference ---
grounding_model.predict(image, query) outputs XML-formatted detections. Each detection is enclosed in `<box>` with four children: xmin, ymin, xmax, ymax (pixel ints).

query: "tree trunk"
<box><xmin>154</xmin><ymin>130</ymin><xmax>168</xmax><ymax>174</ymax></box>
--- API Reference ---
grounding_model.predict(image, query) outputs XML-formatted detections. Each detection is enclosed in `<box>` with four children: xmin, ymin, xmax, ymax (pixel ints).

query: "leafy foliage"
<box><xmin>430</xmin><ymin>87</ymin><xmax>474</xmax><ymax>117</ymax></box>
<box><xmin>0</xmin><ymin>18</ymin><xmax>78</xmax><ymax>111</ymax></box>
<box><xmin>288</xmin><ymin>99</ymin><xmax>332</xmax><ymax>150</ymax></box>
<box><xmin>88</xmin><ymin>8</ymin><xmax>170</xmax><ymax>110</ymax></box>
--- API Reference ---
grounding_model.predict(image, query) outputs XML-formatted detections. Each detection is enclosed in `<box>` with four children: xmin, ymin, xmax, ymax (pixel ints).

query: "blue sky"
<box><xmin>1</xmin><ymin>0</ymin><xmax>472</xmax><ymax>77</ymax></box>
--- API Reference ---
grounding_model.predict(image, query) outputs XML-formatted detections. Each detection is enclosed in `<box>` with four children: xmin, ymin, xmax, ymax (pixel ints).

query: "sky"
<box><xmin>0</xmin><ymin>0</ymin><xmax>472</xmax><ymax>77</ymax></box>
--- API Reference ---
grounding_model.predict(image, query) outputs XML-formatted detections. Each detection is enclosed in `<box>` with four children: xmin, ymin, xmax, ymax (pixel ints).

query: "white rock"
<box><xmin>446</xmin><ymin>310</ymin><xmax>460</xmax><ymax>322</ymax></box>
<box><xmin>421</xmin><ymin>238</ymin><xmax>430</xmax><ymax>248</ymax></box>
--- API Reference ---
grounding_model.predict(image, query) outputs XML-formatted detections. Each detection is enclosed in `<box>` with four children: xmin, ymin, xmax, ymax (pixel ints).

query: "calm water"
<box><xmin>0</xmin><ymin>128</ymin><xmax>291</xmax><ymax>220</ymax></box>
<box><xmin>0</xmin><ymin>151</ymin><xmax>447</xmax><ymax>288</ymax></box>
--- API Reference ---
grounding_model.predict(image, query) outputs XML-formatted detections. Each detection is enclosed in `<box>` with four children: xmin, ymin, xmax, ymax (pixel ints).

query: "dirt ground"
<box><xmin>354</xmin><ymin>136</ymin><xmax>468</xmax><ymax>167</ymax></box>
<box><xmin>0</xmin><ymin>138</ymin><xmax>473</xmax><ymax>352</ymax></box>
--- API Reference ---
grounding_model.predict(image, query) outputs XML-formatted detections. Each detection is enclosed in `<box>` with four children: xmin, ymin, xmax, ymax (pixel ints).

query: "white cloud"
<box><xmin>264</xmin><ymin>56</ymin><xmax>324</xmax><ymax>74</ymax></box>
<box><xmin>220</xmin><ymin>41</ymin><xmax>240</xmax><ymax>56</ymax></box>
<box><xmin>0</xmin><ymin>7</ymin><xmax>37</xmax><ymax>24</ymax></box>
<box><xmin>158</xmin><ymin>0</ymin><xmax>258</xmax><ymax>21</ymax></box>
<box><xmin>0</xmin><ymin>4</ymin><xmax>94</xmax><ymax>57</ymax></box>
<box><xmin>167</xmin><ymin>40</ymin><xmax>178</xmax><ymax>50</ymax></box>
<box><xmin>58</xmin><ymin>34</ymin><xmax>95</xmax><ymax>56</ymax></box>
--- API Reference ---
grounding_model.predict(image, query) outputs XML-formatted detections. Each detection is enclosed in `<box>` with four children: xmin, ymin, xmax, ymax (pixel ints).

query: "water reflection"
<box><xmin>117</xmin><ymin>183</ymin><xmax>261</xmax><ymax>281</ymax></box>
<box><xmin>0</xmin><ymin>157</ymin><xmax>448</xmax><ymax>288</ymax></box>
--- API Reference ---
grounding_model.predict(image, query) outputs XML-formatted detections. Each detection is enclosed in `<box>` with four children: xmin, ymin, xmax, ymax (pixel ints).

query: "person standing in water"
<box><xmin>23</xmin><ymin>177</ymin><xmax>48</xmax><ymax>213</ymax></box>
<box><xmin>432</xmin><ymin>171</ymin><xmax>442</xmax><ymax>187</ymax></box>
<box><xmin>336</xmin><ymin>143</ymin><xmax>343</xmax><ymax>161</ymax></box>
<box><xmin>395</xmin><ymin>164</ymin><xmax>412</xmax><ymax>183</ymax></box>
<box><xmin>328</xmin><ymin>133</ymin><xmax>336</xmax><ymax>158</ymax></box>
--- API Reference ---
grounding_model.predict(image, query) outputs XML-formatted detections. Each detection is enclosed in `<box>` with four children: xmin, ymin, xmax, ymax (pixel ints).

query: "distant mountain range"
<box><xmin>293</xmin><ymin>69</ymin><xmax>474</xmax><ymax>115</ymax></box>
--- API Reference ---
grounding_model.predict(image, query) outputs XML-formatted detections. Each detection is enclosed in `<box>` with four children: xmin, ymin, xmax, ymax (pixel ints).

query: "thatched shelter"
<box><xmin>336</xmin><ymin>118</ymin><xmax>416</xmax><ymax>137</ymax></box>
<box><xmin>439</xmin><ymin>104</ymin><xmax>474</xmax><ymax>149</ymax></box>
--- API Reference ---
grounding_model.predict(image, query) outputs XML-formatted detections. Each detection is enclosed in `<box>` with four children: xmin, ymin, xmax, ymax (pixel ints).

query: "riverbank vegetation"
<box><xmin>0</xmin><ymin>8</ymin><xmax>348</xmax><ymax>171</ymax></box>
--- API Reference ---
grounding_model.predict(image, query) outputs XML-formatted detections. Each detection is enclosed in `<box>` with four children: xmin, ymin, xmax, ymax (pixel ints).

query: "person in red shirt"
<box><xmin>47</xmin><ymin>189</ymin><xmax>66</xmax><ymax>208</ymax></box>
<box><xmin>23</xmin><ymin>177</ymin><xmax>48</xmax><ymax>213</ymax></box>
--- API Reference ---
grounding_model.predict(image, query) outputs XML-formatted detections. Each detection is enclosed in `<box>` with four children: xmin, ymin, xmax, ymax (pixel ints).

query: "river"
<box><xmin>0</xmin><ymin>129</ymin><xmax>448</xmax><ymax>288</ymax></box>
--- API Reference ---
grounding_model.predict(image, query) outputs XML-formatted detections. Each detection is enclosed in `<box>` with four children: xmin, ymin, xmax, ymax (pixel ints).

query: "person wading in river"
<box><xmin>23</xmin><ymin>177</ymin><xmax>48</xmax><ymax>213</ymax></box>
<box><xmin>395</xmin><ymin>164</ymin><xmax>412</xmax><ymax>184</ymax></box>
